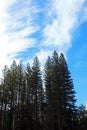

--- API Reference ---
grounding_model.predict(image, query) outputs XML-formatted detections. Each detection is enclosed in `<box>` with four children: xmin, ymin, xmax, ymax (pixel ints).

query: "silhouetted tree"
<box><xmin>0</xmin><ymin>51</ymin><xmax>83</xmax><ymax>130</ymax></box>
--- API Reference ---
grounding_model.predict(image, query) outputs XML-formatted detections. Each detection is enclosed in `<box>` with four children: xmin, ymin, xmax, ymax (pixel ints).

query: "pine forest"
<box><xmin>0</xmin><ymin>51</ymin><xmax>87</xmax><ymax>130</ymax></box>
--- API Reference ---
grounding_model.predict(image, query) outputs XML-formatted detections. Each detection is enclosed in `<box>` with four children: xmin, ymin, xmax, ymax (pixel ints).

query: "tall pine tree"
<box><xmin>58</xmin><ymin>53</ymin><xmax>76</xmax><ymax>130</ymax></box>
<box><xmin>44</xmin><ymin>56</ymin><xmax>54</xmax><ymax>130</ymax></box>
<box><xmin>31</xmin><ymin>56</ymin><xmax>43</xmax><ymax>130</ymax></box>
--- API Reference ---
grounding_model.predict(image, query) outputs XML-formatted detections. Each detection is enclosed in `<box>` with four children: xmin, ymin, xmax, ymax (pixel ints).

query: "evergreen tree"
<box><xmin>25</xmin><ymin>63</ymin><xmax>34</xmax><ymax>130</ymax></box>
<box><xmin>1</xmin><ymin>65</ymin><xmax>10</xmax><ymax>130</ymax></box>
<box><xmin>16</xmin><ymin>60</ymin><xmax>26</xmax><ymax>130</ymax></box>
<box><xmin>76</xmin><ymin>105</ymin><xmax>87</xmax><ymax>130</ymax></box>
<box><xmin>31</xmin><ymin>56</ymin><xmax>43</xmax><ymax>130</ymax></box>
<box><xmin>44</xmin><ymin>56</ymin><xmax>54</xmax><ymax>130</ymax></box>
<box><xmin>26</xmin><ymin>63</ymin><xmax>32</xmax><ymax>104</ymax></box>
<box><xmin>51</xmin><ymin>51</ymin><xmax>62</xmax><ymax>130</ymax></box>
<box><xmin>59</xmin><ymin>53</ymin><xmax>76</xmax><ymax>130</ymax></box>
<box><xmin>0</xmin><ymin>51</ymin><xmax>81</xmax><ymax>130</ymax></box>
<box><xmin>44</xmin><ymin>51</ymin><xmax>77</xmax><ymax>130</ymax></box>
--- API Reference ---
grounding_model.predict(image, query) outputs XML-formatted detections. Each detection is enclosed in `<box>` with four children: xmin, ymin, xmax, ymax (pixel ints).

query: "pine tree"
<box><xmin>44</xmin><ymin>51</ymin><xmax>77</xmax><ymax>130</ymax></box>
<box><xmin>31</xmin><ymin>56</ymin><xmax>43</xmax><ymax>130</ymax></box>
<box><xmin>59</xmin><ymin>53</ymin><xmax>76</xmax><ymax>130</ymax></box>
<box><xmin>44</xmin><ymin>51</ymin><xmax>64</xmax><ymax>130</ymax></box>
<box><xmin>1</xmin><ymin>65</ymin><xmax>10</xmax><ymax>130</ymax></box>
<box><xmin>16</xmin><ymin>60</ymin><xmax>26</xmax><ymax>130</ymax></box>
<box><xmin>44</xmin><ymin>56</ymin><xmax>54</xmax><ymax>130</ymax></box>
<box><xmin>26</xmin><ymin>63</ymin><xmax>32</xmax><ymax>104</ymax></box>
<box><xmin>0</xmin><ymin>51</ymin><xmax>78</xmax><ymax>130</ymax></box>
<box><xmin>77</xmin><ymin>105</ymin><xmax>87</xmax><ymax>130</ymax></box>
<box><xmin>51</xmin><ymin>51</ymin><xmax>62</xmax><ymax>130</ymax></box>
<box><xmin>9</xmin><ymin>60</ymin><xmax>18</xmax><ymax>130</ymax></box>
<box><xmin>25</xmin><ymin>63</ymin><xmax>34</xmax><ymax>130</ymax></box>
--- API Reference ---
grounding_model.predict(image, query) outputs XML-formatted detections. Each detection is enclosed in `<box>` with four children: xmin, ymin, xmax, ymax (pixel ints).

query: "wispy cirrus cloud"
<box><xmin>0</xmin><ymin>0</ymin><xmax>39</xmax><ymax>72</ymax></box>
<box><xmin>32</xmin><ymin>0</ymin><xmax>87</xmax><ymax>66</ymax></box>
<box><xmin>0</xmin><ymin>0</ymin><xmax>87</xmax><ymax>74</ymax></box>
<box><xmin>42</xmin><ymin>0</ymin><xmax>86</xmax><ymax>53</ymax></box>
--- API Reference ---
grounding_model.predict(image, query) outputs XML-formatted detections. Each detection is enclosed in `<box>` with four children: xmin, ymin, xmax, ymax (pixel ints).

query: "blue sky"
<box><xmin>0</xmin><ymin>0</ymin><xmax>87</xmax><ymax>106</ymax></box>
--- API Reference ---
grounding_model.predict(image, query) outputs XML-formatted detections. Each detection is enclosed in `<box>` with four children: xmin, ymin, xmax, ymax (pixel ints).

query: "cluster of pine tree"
<box><xmin>0</xmin><ymin>51</ymin><xmax>86</xmax><ymax>130</ymax></box>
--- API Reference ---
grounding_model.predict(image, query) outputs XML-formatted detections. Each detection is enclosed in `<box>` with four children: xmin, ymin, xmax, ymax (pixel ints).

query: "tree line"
<box><xmin>0</xmin><ymin>51</ymin><xmax>87</xmax><ymax>130</ymax></box>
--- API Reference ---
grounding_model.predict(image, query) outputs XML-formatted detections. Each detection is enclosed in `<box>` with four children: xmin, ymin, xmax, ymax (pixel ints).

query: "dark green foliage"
<box><xmin>58</xmin><ymin>53</ymin><xmax>77</xmax><ymax>130</ymax></box>
<box><xmin>75</xmin><ymin>105</ymin><xmax>87</xmax><ymax>130</ymax></box>
<box><xmin>44</xmin><ymin>56</ymin><xmax>54</xmax><ymax>130</ymax></box>
<box><xmin>44</xmin><ymin>51</ymin><xmax>77</xmax><ymax>130</ymax></box>
<box><xmin>0</xmin><ymin>51</ymin><xmax>86</xmax><ymax>130</ymax></box>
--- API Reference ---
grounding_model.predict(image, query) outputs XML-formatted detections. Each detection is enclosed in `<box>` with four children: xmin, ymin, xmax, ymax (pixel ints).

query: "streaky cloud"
<box><xmin>0</xmin><ymin>0</ymin><xmax>39</xmax><ymax>74</ymax></box>
<box><xmin>42</xmin><ymin>0</ymin><xmax>87</xmax><ymax>53</ymax></box>
<box><xmin>0</xmin><ymin>0</ymin><xmax>87</xmax><ymax>75</ymax></box>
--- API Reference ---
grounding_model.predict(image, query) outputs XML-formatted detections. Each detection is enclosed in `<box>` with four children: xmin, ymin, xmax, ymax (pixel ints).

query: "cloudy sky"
<box><xmin>0</xmin><ymin>0</ymin><xmax>87</xmax><ymax>106</ymax></box>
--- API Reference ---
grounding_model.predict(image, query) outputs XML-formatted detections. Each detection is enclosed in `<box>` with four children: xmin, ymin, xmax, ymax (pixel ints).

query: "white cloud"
<box><xmin>0</xmin><ymin>0</ymin><xmax>39</xmax><ymax>74</ymax></box>
<box><xmin>42</xmin><ymin>0</ymin><xmax>86</xmax><ymax>53</ymax></box>
<box><xmin>0</xmin><ymin>0</ymin><xmax>87</xmax><ymax>76</ymax></box>
<box><xmin>25</xmin><ymin>49</ymin><xmax>52</xmax><ymax>68</ymax></box>
<box><xmin>80</xmin><ymin>3</ymin><xmax>87</xmax><ymax>23</ymax></box>
<box><xmin>37</xmin><ymin>49</ymin><xmax>52</xmax><ymax>63</ymax></box>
